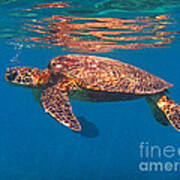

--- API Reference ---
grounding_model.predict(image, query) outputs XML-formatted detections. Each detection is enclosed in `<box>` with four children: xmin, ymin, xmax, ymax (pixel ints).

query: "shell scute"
<box><xmin>49</xmin><ymin>54</ymin><xmax>173</xmax><ymax>95</ymax></box>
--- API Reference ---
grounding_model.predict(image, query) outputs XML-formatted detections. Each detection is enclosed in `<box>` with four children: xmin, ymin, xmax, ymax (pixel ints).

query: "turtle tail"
<box><xmin>146</xmin><ymin>93</ymin><xmax>180</xmax><ymax>131</ymax></box>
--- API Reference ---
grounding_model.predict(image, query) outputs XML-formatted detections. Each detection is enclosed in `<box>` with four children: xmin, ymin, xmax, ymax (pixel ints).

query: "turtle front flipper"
<box><xmin>40</xmin><ymin>83</ymin><xmax>81</xmax><ymax>131</ymax></box>
<box><xmin>146</xmin><ymin>94</ymin><xmax>180</xmax><ymax>131</ymax></box>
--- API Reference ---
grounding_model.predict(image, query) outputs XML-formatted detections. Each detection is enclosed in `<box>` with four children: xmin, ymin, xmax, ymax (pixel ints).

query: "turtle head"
<box><xmin>5</xmin><ymin>67</ymin><xmax>51</xmax><ymax>88</ymax></box>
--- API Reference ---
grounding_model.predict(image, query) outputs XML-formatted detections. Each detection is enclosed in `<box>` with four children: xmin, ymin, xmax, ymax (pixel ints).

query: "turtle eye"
<box><xmin>6</xmin><ymin>71</ymin><xmax>18</xmax><ymax>81</ymax></box>
<box><xmin>52</xmin><ymin>62</ymin><xmax>56</xmax><ymax>67</ymax></box>
<box><xmin>48</xmin><ymin>61</ymin><xmax>56</xmax><ymax>69</ymax></box>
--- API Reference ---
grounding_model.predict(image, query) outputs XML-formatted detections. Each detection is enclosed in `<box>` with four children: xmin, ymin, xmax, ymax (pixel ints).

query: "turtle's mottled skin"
<box><xmin>5</xmin><ymin>54</ymin><xmax>180</xmax><ymax>132</ymax></box>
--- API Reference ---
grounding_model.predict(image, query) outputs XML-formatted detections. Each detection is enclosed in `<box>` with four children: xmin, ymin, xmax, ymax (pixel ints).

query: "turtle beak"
<box><xmin>5</xmin><ymin>68</ymin><xmax>18</xmax><ymax>82</ymax></box>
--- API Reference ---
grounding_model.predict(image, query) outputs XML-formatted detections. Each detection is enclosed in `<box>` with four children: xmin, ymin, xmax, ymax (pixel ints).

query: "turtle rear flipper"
<box><xmin>40</xmin><ymin>83</ymin><xmax>81</xmax><ymax>131</ymax></box>
<box><xmin>146</xmin><ymin>94</ymin><xmax>180</xmax><ymax>131</ymax></box>
<box><xmin>146</xmin><ymin>95</ymin><xmax>170</xmax><ymax>126</ymax></box>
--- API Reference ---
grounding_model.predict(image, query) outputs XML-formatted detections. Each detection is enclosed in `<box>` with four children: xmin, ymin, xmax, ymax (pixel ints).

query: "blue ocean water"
<box><xmin>0</xmin><ymin>1</ymin><xmax>180</xmax><ymax>180</ymax></box>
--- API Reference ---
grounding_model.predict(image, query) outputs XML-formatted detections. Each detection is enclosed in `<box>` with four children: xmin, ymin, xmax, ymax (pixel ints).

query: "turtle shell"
<box><xmin>48</xmin><ymin>54</ymin><xmax>173</xmax><ymax>95</ymax></box>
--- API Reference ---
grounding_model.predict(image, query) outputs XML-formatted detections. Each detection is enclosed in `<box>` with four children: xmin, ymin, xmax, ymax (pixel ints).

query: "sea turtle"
<box><xmin>5</xmin><ymin>54</ymin><xmax>180</xmax><ymax>131</ymax></box>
